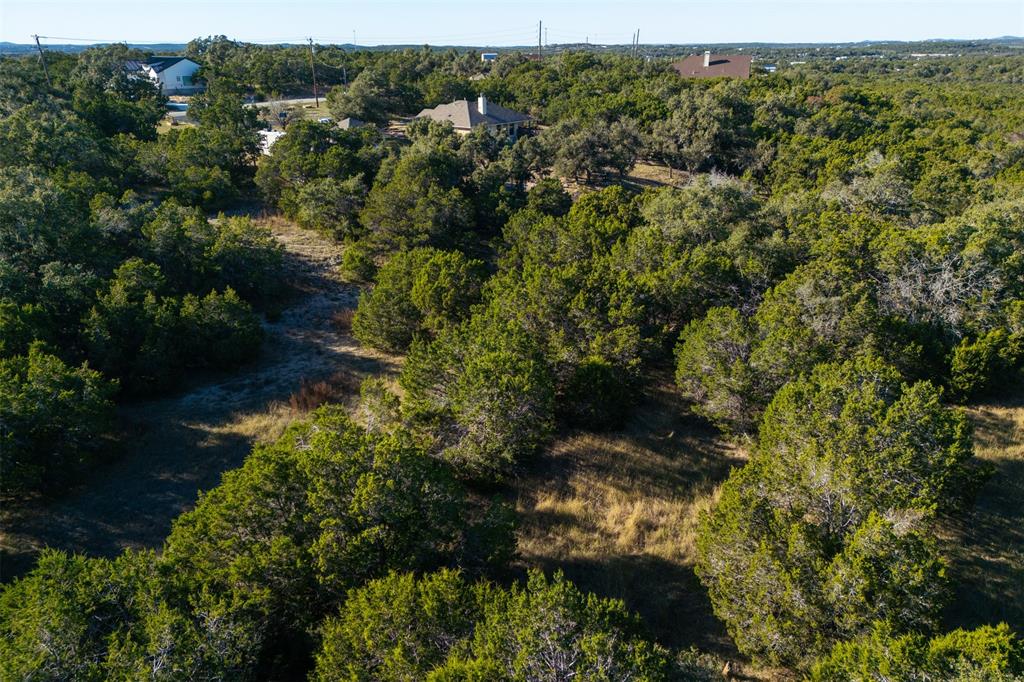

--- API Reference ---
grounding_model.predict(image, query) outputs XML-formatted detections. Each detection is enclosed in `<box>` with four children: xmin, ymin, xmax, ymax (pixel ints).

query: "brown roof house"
<box><xmin>673</xmin><ymin>51</ymin><xmax>752</xmax><ymax>79</ymax></box>
<box><xmin>416</xmin><ymin>95</ymin><xmax>530</xmax><ymax>137</ymax></box>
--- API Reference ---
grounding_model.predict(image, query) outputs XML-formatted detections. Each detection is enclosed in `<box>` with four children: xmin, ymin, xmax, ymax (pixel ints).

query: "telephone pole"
<box><xmin>538</xmin><ymin>21</ymin><xmax>542</xmax><ymax>60</ymax></box>
<box><xmin>32</xmin><ymin>34</ymin><xmax>51</xmax><ymax>87</ymax></box>
<box><xmin>634</xmin><ymin>29</ymin><xmax>640</xmax><ymax>57</ymax></box>
<box><xmin>308</xmin><ymin>38</ymin><xmax>319</xmax><ymax>107</ymax></box>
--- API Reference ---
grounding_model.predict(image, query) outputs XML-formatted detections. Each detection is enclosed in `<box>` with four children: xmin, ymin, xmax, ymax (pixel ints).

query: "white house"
<box><xmin>126</xmin><ymin>56</ymin><xmax>202</xmax><ymax>95</ymax></box>
<box><xmin>480</xmin><ymin>52</ymin><xmax>498</xmax><ymax>62</ymax></box>
<box><xmin>258</xmin><ymin>130</ymin><xmax>286</xmax><ymax>155</ymax></box>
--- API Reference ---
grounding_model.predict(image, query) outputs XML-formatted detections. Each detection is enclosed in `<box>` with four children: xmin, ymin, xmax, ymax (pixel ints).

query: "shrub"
<box><xmin>352</xmin><ymin>248</ymin><xmax>484</xmax><ymax>353</ymax></box>
<box><xmin>0</xmin><ymin>550</ymin><xmax>260</xmax><ymax>680</ymax></box>
<box><xmin>0</xmin><ymin>345</ymin><xmax>116</xmax><ymax>493</ymax></box>
<box><xmin>178</xmin><ymin>287</ymin><xmax>263</xmax><ymax>370</ymax></box>
<box><xmin>162</xmin><ymin>407</ymin><xmax>497</xmax><ymax>633</ymax></box>
<box><xmin>696</xmin><ymin>355</ymin><xmax>978</xmax><ymax>667</ymax></box>
<box><xmin>209</xmin><ymin>215</ymin><xmax>285</xmax><ymax>302</ymax></box>
<box><xmin>811</xmin><ymin>622</ymin><xmax>1024</xmax><ymax>682</ymax></box>
<box><xmin>313</xmin><ymin>569</ymin><xmax>670</xmax><ymax>682</ymax></box>
<box><xmin>401</xmin><ymin>310</ymin><xmax>555</xmax><ymax>481</ymax></box>
<box><xmin>288</xmin><ymin>371</ymin><xmax>362</xmax><ymax>412</ymax></box>
<box><xmin>338</xmin><ymin>241</ymin><xmax>378</xmax><ymax>282</ymax></box>
<box><xmin>331</xmin><ymin>308</ymin><xmax>355</xmax><ymax>332</ymax></box>
<box><xmin>293</xmin><ymin>176</ymin><xmax>367</xmax><ymax>241</ymax></box>
<box><xmin>356</xmin><ymin>376</ymin><xmax>402</xmax><ymax>433</ymax></box>
<box><xmin>675</xmin><ymin>306</ymin><xmax>761</xmax><ymax>434</ymax></box>
<box><xmin>949</xmin><ymin>328</ymin><xmax>1022</xmax><ymax>401</ymax></box>
<box><xmin>561</xmin><ymin>355</ymin><xmax>633</xmax><ymax>429</ymax></box>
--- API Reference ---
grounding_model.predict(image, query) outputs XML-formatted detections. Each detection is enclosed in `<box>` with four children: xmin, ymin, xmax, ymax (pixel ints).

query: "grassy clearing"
<box><xmin>942</xmin><ymin>388</ymin><xmax>1024</xmax><ymax>633</ymax></box>
<box><xmin>258</xmin><ymin>100</ymin><xmax>333</xmax><ymax>130</ymax></box>
<box><xmin>626</xmin><ymin>161</ymin><xmax>692</xmax><ymax>188</ymax></box>
<box><xmin>513</xmin><ymin>381</ymin><xmax>745</xmax><ymax>655</ymax></box>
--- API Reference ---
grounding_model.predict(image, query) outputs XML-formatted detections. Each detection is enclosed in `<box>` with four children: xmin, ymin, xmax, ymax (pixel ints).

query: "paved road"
<box><xmin>244</xmin><ymin>96</ymin><xmax>323</xmax><ymax>108</ymax></box>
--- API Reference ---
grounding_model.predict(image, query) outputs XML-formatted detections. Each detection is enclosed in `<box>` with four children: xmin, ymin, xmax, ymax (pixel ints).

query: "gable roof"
<box><xmin>145</xmin><ymin>56</ymin><xmax>198</xmax><ymax>73</ymax></box>
<box><xmin>672</xmin><ymin>54</ymin><xmax>752</xmax><ymax>79</ymax></box>
<box><xmin>338</xmin><ymin>117</ymin><xmax>368</xmax><ymax>129</ymax></box>
<box><xmin>415</xmin><ymin>98</ymin><xmax>529</xmax><ymax>130</ymax></box>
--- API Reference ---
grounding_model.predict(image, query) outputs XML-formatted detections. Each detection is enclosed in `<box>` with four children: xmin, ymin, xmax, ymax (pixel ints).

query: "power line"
<box><xmin>32</xmin><ymin>34</ymin><xmax>51</xmax><ymax>87</ymax></box>
<box><xmin>307</xmin><ymin>38</ymin><xmax>319</xmax><ymax>107</ymax></box>
<box><xmin>34</xmin><ymin>34</ymin><xmax>130</xmax><ymax>42</ymax></box>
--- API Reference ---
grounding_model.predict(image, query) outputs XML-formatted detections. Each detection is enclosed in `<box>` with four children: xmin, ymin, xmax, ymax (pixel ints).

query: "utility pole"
<box><xmin>307</xmin><ymin>38</ymin><xmax>319</xmax><ymax>107</ymax></box>
<box><xmin>635</xmin><ymin>29</ymin><xmax>640</xmax><ymax>57</ymax></box>
<box><xmin>32</xmin><ymin>34</ymin><xmax>51</xmax><ymax>87</ymax></box>
<box><xmin>538</xmin><ymin>21</ymin><xmax>542</xmax><ymax>60</ymax></box>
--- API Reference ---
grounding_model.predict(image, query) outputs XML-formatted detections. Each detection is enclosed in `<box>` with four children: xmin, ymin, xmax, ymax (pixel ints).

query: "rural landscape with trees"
<box><xmin>1</xmin><ymin>7</ymin><xmax>1023</xmax><ymax>680</ymax></box>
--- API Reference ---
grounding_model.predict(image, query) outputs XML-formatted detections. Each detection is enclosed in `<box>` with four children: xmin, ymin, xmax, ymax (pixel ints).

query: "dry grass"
<box><xmin>627</xmin><ymin>162</ymin><xmax>692</xmax><ymax>188</ymax></box>
<box><xmin>332</xmin><ymin>308</ymin><xmax>355</xmax><ymax>333</ymax></box>
<box><xmin>205</xmin><ymin>401</ymin><xmax>297</xmax><ymax>445</ymax></box>
<box><xmin>514</xmin><ymin>381</ymin><xmax>745</xmax><ymax>655</ymax></box>
<box><xmin>941</xmin><ymin>387</ymin><xmax>1024</xmax><ymax>633</ymax></box>
<box><xmin>288</xmin><ymin>370</ymin><xmax>363</xmax><ymax>412</ymax></box>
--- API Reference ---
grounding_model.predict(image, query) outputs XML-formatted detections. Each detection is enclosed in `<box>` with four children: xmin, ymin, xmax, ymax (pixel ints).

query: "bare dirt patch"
<box><xmin>0</xmin><ymin>218</ymin><xmax>396</xmax><ymax>579</ymax></box>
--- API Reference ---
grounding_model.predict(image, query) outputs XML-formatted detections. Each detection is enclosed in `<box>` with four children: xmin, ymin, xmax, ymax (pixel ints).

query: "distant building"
<box><xmin>672</xmin><ymin>51</ymin><xmax>752</xmax><ymax>79</ymax></box>
<box><xmin>338</xmin><ymin>117</ymin><xmax>368</xmax><ymax>130</ymax></box>
<box><xmin>481</xmin><ymin>52</ymin><xmax>498</xmax><ymax>62</ymax></box>
<box><xmin>259</xmin><ymin>130</ymin><xmax>286</xmax><ymax>155</ymax></box>
<box><xmin>126</xmin><ymin>56</ymin><xmax>202</xmax><ymax>94</ymax></box>
<box><xmin>415</xmin><ymin>95</ymin><xmax>530</xmax><ymax>136</ymax></box>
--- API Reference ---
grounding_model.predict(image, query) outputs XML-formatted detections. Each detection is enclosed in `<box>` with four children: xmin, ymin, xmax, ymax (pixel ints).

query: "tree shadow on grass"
<box><xmin>511</xmin><ymin>377</ymin><xmax>743</xmax><ymax>657</ymax></box>
<box><xmin>942</xmin><ymin>393</ymin><xmax>1024</xmax><ymax>633</ymax></box>
<box><xmin>942</xmin><ymin>453</ymin><xmax>1024</xmax><ymax>632</ymax></box>
<box><xmin>514</xmin><ymin>552</ymin><xmax>736</xmax><ymax>657</ymax></box>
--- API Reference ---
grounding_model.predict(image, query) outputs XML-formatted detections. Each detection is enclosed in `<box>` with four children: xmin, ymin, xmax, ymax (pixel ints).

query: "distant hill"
<box><xmin>0</xmin><ymin>41</ymin><xmax>188</xmax><ymax>55</ymax></box>
<box><xmin>1</xmin><ymin>36</ymin><xmax>1021</xmax><ymax>57</ymax></box>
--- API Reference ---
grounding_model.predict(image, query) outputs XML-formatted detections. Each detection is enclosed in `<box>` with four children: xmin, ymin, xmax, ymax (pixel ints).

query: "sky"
<box><xmin>2</xmin><ymin>0</ymin><xmax>1022</xmax><ymax>46</ymax></box>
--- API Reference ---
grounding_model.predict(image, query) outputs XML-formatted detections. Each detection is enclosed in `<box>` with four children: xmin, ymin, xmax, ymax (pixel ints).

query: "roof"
<box><xmin>415</xmin><ymin>98</ymin><xmax>529</xmax><ymax>130</ymax></box>
<box><xmin>144</xmin><ymin>56</ymin><xmax>198</xmax><ymax>73</ymax></box>
<box><xmin>672</xmin><ymin>54</ymin><xmax>752</xmax><ymax>79</ymax></box>
<box><xmin>258</xmin><ymin>130</ymin><xmax>286</xmax><ymax>154</ymax></box>
<box><xmin>338</xmin><ymin>117</ymin><xmax>367</xmax><ymax>129</ymax></box>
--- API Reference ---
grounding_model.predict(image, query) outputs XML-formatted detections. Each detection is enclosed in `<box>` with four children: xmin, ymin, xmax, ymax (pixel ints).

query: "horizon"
<box><xmin>2</xmin><ymin>1</ymin><xmax>1022</xmax><ymax>47</ymax></box>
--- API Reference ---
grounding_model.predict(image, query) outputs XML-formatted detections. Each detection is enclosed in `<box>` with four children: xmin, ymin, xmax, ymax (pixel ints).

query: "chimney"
<box><xmin>703</xmin><ymin>50</ymin><xmax>711</xmax><ymax>67</ymax></box>
<box><xmin>477</xmin><ymin>94</ymin><xmax>488</xmax><ymax>115</ymax></box>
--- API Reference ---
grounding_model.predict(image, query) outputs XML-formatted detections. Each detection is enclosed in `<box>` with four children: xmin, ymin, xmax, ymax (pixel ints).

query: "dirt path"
<box><xmin>1</xmin><ymin>218</ymin><xmax>393</xmax><ymax>579</ymax></box>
